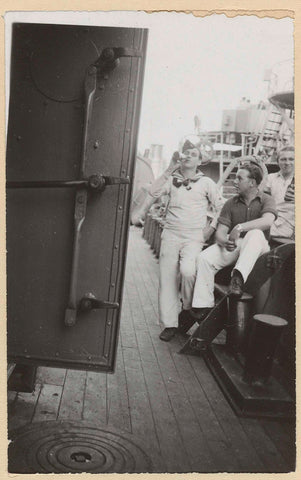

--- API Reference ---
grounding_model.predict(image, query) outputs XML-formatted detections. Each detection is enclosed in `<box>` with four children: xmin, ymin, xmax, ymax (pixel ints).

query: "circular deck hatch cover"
<box><xmin>8</xmin><ymin>421</ymin><xmax>154</xmax><ymax>473</ymax></box>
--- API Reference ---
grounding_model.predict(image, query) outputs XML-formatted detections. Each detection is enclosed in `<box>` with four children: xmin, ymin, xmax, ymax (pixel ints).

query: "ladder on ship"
<box><xmin>218</xmin><ymin>104</ymin><xmax>283</xmax><ymax>197</ymax></box>
<box><xmin>254</xmin><ymin>104</ymin><xmax>283</xmax><ymax>155</ymax></box>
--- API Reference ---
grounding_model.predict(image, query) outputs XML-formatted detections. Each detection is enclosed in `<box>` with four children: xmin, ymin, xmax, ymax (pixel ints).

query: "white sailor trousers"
<box><xmin>159</xmin><ymin>228</ymin><xmax>204</xmax><ymax>328</ymax></box>
<box><xmin>192</xmin><ymin>229</ymin><xmax>270</xmax><ymax>308</ymax></box>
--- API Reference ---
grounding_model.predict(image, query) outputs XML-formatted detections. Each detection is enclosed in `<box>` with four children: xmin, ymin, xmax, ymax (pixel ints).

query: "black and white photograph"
<box><xmin>5</xmin><ymin>9</ymin><xmax>296</xmax><ymax>475</ymax></box>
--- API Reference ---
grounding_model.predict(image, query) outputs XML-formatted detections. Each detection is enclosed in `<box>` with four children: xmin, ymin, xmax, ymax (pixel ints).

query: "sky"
<box><xmin>139</xmin><ymin>14</ymin><xmax>293</xmax><ymax>158</ymax></box>
<box><xmin>5</xmin><ymin>11</ymin><xmax>294</xmax><ymax>159</ymax></box>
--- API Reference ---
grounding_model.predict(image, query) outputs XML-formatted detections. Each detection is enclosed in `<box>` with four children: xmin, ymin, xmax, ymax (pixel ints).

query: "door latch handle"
<box><xmin>88</xmin><ymin>174</ymin><xmax>130</xmax><ymax>192</ymax></box>
<box><xmin>65</xmin><ymin>293</ymin><xmax>119</xmax><ymax>326</ymax></box>
<box><xmin>94</xmin><ymin>47</ymin><xmax>143</xmax><ymax>72</ymax></box>
<box><xmin>79</xmin><ymin>293</ymin><xmax>119</xmax><ymax>312</ymax></box>
<box><xmin>100</xmin><ymin>47</ymin><xmax>143</xmax><ymax>61</ymax></box>
<box><xmin>7</xmin><ymin>174</ymin><xmax>130</xmax><ymax>192</ymax></box>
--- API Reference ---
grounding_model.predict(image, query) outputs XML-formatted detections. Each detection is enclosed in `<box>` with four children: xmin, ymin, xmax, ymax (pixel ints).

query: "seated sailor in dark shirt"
<box><xmin>190</xmin><ymin>161</ymin><xmax>278</xmax><ymax>321</ymax></box>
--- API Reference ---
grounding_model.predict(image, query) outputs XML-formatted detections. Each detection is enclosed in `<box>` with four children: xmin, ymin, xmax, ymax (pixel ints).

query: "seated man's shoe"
<box><xmin>190</xmin><ymin>307</ymin><xmax>212</xmax><ymax>321</ymax></box>
<box><xmin>178</xmin><ymin>310</ymin><xmax>196</xmax><ymax>334</ymax></box>
<box><xmin>228</xmin><ymin>269</ymin><xmax>244</xmax><ymax>297</ymax></box>
<box><xmin>159</xmin><ymin>327</ymin><xmax>177</xmax><ymax>342</ymax></box>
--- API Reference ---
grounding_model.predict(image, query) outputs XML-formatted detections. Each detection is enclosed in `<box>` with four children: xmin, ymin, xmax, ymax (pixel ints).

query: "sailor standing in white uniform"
<box><xmin>149</xmin><ymin>140</ymin><xmax>224</xmax><ymax>341</ymax></box>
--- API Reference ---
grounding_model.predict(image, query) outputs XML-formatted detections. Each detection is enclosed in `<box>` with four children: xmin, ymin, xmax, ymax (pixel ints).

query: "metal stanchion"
<box><xmin>243</xmin><ymin>314</ymin><xmax>288</xmax><ymax>385</ymax></box>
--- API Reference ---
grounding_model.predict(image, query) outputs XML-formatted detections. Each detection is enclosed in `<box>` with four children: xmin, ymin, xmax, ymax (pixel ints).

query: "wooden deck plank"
<box><xmin>140</xmin><ymin>360</ymin><xmax>196</xmax><ymax>473</ymax></box>
<box><xmin>119</xmin><ymin>294</ymin><xmax>138</xmax><ymax>349</ymax></box>
<box><xmin>32</xmin><ymin>383</ymin><xmax>62</xmax><ymax>422</ymax></box>
<box><xmin>129</xmin><ymin>230</ymin><xmax>160</xmax><ymax>325</ymax></box>
<box><xmin>131</xmin><ymin>259</ymin><xmax>159</xmax><ymax>326</ymax></box>
<box><xmin>122</xmin><ymin>346</ymin><xmax>162</xmax><ymax>462</ymax></box>
<box><xmin>82</xmin><ymin>370</ymin><xmax>107</xmax><ymax>426</ymax></box>
<box><xmin>152</xmin><ymin>333</ymin><xmax>235</xmax><ymax>472</ymax></box>
<box><xmin>125</xmin><ymin>274</ymin><xmax>150</xmax><ymax>332</ymax></box>
<box><xmin>259</xmin><ymin>418</ymin><xmax>296</xmax><ymax>470</ymax></box>
<box><xmin>189</xmin><ymin>354</ymin><xmax>267</xmax><ymax>472</ymax></box>
<box><xmin>57</xmin><ymin>369</ymin><xmax>86</xmax><ymax>420</ymax></box>
<box><xmin>131</xmin><ymin>326</ymin><xmax>196</xmax><ymax>471</ymax></box>
<box><xmin>122</xmin><ymin>253</ymin><xmax>166</xmax><ymax>471</ymax></box>
<box><xmin>127</xmin><ymin>244</ymin><xmax>216</xmax><ymax>472</ymax></box>
<box><xmin>125</xmin><ymin>276</ymin><xmax>185</xmax><ymax>471</ymax></box>
<box><xmin>106</xmin><ymin>346</ymin><xmax>132</xmax><ymax>433</ymax></box>
<box><xmin>36</xmin><ymin>366</ymin><xmax>66</xmax><ymax>386</ymax></box>
<box><xmin>131</xmin><ymin>324</ymin><xmax>195</xmax><ymax>471</ymax></box>
<box><xmin>238</xmin><ymin>417</ymin><xmax>290</xmax><ymax>473</ymax></box>
<box><xmin>167</xmin><ymin>338</ymin><xmax>242</xmax><ymax>472</ymax></box>
<box><xmin>122</xmin><ymin>282</ymin><xmax>161</xmax><ymax>453</ymax></box>
<box><xmin>131</xmin><ymin>274</ymin><xmax>160</xmax><ymax>327</ymax></box>
<box><xmin>143</xmin><ymin>352</ymin><xmax>216</xmax><ymax>472</ymax></box>
<box><xmin>8</xmin><ymin>383</ymin><xmax>42</xmax><ymax>432</ymax></box>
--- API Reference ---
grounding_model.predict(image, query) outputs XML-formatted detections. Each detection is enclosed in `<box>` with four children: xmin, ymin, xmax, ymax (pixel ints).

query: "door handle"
<box><xmin>87</xmin><ymin>174</ymin><xmax>130</xmax><ymax>192</ymax></box>
<box><xmin>94</xmin><ymin>47</ymin><xmax>143</xmax><ymax>71</ymax></box>
<box><xmin>65</xmin><ymin>63</ymin><xmax>97</xmax><ymax>327</ymax></box>
<box><xmin>79</xmin><ymin>293</ymin><xmax>119</xmax><ymax>312</ymax></box>
<box><xmin>6</xmin><ymin>174</ymin><xmax>130</xmax><ymax>191</ymax></box>
<box><xmin>65</xmin><ymin>188</ymin><xmax>88</xmax><ymax>327</ymax></box>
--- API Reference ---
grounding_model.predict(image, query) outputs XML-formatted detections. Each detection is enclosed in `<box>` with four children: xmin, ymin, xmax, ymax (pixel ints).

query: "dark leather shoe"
<box><xmin>178</xmin><ymin>310</ymin><xmax>196</xmax><ymax>334</ymax></box>
<box><xmin>190</xmin><ymin>307</ymin><xmax>212</xmax><ymax>321</ymax></box>
<box><xmin>228</xmin><ymin>269</ymin><xmax>244</xmax><ymax>297</ymax></box>
<box><xmin>159</xmin><ymin>327</ymin><xmax>177</xmax><ymax>342</ymax></box>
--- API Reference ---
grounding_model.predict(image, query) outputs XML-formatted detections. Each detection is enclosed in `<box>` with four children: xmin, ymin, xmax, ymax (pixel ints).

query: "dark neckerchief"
<box><xmin>172</xmin><ymin>169</ymin><xmax>204</xmax><ymax>190</ymax></box>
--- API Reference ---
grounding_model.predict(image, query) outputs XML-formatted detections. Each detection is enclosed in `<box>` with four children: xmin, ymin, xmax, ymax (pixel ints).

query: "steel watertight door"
<box><xmin>7</xmin><ymin>23</ymin><xmax>147</xmax><ymax>372</ymax></box>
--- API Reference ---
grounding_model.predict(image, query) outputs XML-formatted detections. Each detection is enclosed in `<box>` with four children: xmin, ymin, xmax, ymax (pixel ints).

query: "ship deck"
<box><xmin>8</xmin><ymin>226</ymin><xmax>295</xmax><ymax>473</ymax></box>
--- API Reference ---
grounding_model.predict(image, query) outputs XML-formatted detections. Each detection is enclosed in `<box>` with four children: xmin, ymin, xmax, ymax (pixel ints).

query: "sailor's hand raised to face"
<box><xmin>165</xmin><ymin>151</ymin><xmax>181</xmax><ymax>175</ymax></box>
